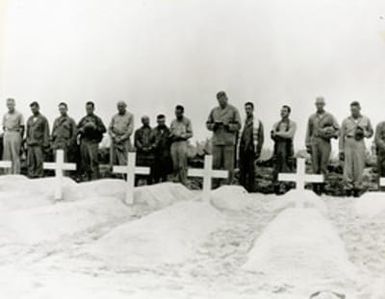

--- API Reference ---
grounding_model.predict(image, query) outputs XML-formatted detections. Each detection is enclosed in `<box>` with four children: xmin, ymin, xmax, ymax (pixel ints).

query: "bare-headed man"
<box><xmin>77</xmin><ymin>101</ymin><xmax>106</xmax><ymax>181</ymax></box>
<box><xmin>206</xmin><ymin>91</ymin><xmax>241</xmax><ymax>185</ymax></box>
<box><xmin>305</xmin><ymin>97</ymin><xmax>339</xmax><ymax>194</ymax></box>
<box><xmin>51</xmin><ymin>102</ymin><xmax>77</xmax><ymax>162</ymax></box>
<box><xmin>339</xmin><ymin>101</ymin><xmax>373</xmax><ymax>197</ymax></box>
<box><xmin>3</xmin><ymin>98</ymin><xmax>24</xmax><ymax>174</ymax></box>
<box><xmin>109</xmin><ymin>101</ymin><xmax>134</xmax><ymax>166</ymax></box>
<box><xmin>26</xmin><ymin>102</ymin><xmax>50</xmax><ymax>178</ymax></box>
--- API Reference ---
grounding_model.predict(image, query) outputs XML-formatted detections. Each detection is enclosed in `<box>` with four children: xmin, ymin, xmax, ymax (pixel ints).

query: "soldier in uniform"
<box><xmin>305</xmin><ymin>97</ymin><xmax>339</xmax><ymax>194</ymax></box>
<box><xmin>2</xmin><ymin>98</ymin><xmax>24</xmax><ymax>174</ymax></box>
<box><xmin>134</xmin><ymin>116</ymin><xmax>154</xmax><ymax>185</ymax></box>
<box><xmin>375</xmin><ymin>120</ymin><xmax>385</xmax><ymax>191</ymax></box>
<box><xmin>339</xmin><ymin>101</ymin><xmax>373</xmax><ymax>197</ymax></box>
<box><xmin>109</xmin><ymin>101</ymin><xmax>134</xmax><ymax>167</ymax></box>
<box><xmin>170</xmin><ymin>105</ymin><xmax>193</xmax><ymax>186</ymax></box>
<box><xmin>239</xmin><ymin>102</ymin><xmax>264</xmax><ymax>192</ymax></box>
<box><xmin>151</xmin><ymin>114</ymin><xmax>172</xmax><ymax>183</ymax></box>
<box><xmin>51</xmin><ymin>102</ymin><xmax>77</xmax><ymax>162</ymax></box>
<box><xmin>77</xmin><ymin>101</ymin><xmax>106</xmax><ymax>181</ymax></box>
<box><xmin>206</xmin><ymin>91</ymin><xmax>241</xmax><ymax>185</ymax></box>
<box><xmin>26</xmin><ymin>102</ymin><xmax>50</xmax><ymax>178</ymax></box>
<box><xmin>271</xmin><ymin>105</ymin><xmax>297</xmax><ymax>194</ymax></box>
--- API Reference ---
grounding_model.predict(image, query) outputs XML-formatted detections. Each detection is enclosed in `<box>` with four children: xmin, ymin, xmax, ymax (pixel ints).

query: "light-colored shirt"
<box><xmin>305</xmin><ymin>111</ymin><xmax>339</xmax><ymax>146</ymax></box>
<box><xmin>170</xmin><ymin>117</ymin><xmax>193</xmax><ymax>142</ymax></box>
<box><xmin>3</xmin><ymin>111</ymin><xmax>24</xmax><ymax>132</ymax></box>
<box><xmin>339</xmin><ymin>115</ymin><xmax>373</xmax><ymax>152</ymax></box>
<box><xmin>109</xmin><ymin>111</ymin><xmax>134</xmax><ymax>141</ymax></box>
<box><xmin>206</xmin><ymin>104</ymin><xmax>242</xmax><ymax>146</ymax></box>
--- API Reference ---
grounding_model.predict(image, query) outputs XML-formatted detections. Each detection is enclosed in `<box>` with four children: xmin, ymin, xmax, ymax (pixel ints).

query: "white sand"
<box><xmin>0</xmin><ymin>177</ymin><xmax>381</xmax><ymax>298</ymax></box>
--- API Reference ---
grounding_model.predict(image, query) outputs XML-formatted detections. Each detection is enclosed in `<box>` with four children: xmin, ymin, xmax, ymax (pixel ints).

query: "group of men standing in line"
<box><xmin>2</xmin><ymin>93</ymin><xmax>385</xmax><ymax>197</ymax></box>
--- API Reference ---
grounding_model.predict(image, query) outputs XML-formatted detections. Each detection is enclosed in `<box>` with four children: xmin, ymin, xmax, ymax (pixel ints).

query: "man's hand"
<box><xmin>339</xmin><ymin>152</ymin><xmax>345</xmax><ymax>161</ymax></box>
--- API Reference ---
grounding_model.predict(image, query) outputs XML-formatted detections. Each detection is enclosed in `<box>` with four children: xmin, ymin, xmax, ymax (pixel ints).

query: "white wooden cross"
<box><xmin>379</xmin><ymin>177</ymin><xmax>385</xmax><ymax>189</ymax></box>
<box><xmin>188</xmin><ymin>155</ymin><xmax>228</xmax><ymax>201</ymax></box>
<box><xmin>43</xmin><ymin>149</ymin><xmax>77</xmax><ymax>201</ymax></box>
<box><xmin>278</xmin><ymin>158</ymin><xmax>324</xmax><ymax>206</ymax></box>
<box><xmin>0</xmin><ymin>160</ymin><xmax>12</xmax><ymax>172</ymax></box>
<box><xmin>113</xmin><ymin>152</ymin><xmax>150</xmax><ymax>205</ymax></box>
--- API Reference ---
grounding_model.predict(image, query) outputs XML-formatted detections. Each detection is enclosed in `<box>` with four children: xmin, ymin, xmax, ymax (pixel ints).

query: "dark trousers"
<box><xmin>80</xmin><ymin>140</ymin><xmax>100</xmax><ymax>181</ymax></box>
<box><xmin>239</xmin><ymin>150</ymin><xmax>256</xmax><ymax>192</ymax></box>
<box><xmin>27</xmin><ymin>145</ymin><xmax>44</xmax><ymax>178</ymax></box>
<box><xmin>378</xmin><ymin>151</ymin><xmax>385</xmax><ymax>191</ymax></box>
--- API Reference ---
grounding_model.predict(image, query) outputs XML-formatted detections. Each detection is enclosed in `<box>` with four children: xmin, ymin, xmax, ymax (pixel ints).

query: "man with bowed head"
<box><xmin>109</xmin><ymin>101</ymin><xmax>134</xmax><ymax>167</ymax></box>
<box><xmin>206</xmin><ymin>91</ymin><xmax>241</xmax><ymax>185</ymax></box>
<box><xmin>77</xmin><ymin>101</ymin><xmax>107</xmax><ymax>181</ymax></box>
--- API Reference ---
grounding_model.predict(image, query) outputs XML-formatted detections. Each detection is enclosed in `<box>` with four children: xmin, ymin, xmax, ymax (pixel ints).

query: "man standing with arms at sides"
<box><xmin>339</xmin><ymin>101</ymin><xmax>373</xmax><ymax>197</ymax></box>
<box><xmin>239</xmin><ymin>102</ymin><xmax>264</xmax><ymax>192</ymax></box>
<box><xmin>26</xmin><ymin>102</ymin><xmax>50</xmax><ymax>178</ymax></box>
<box><xmin>271</xmin><ymin>105</ymin><xmax>297</xmax><ymax>194</ymax></box>
<box><xmin>134</xmin><ymin>116</ymin><xmax>154</xmax><ymax>185</ymax></box>
<box><xmin>109</xmin><ymin>101</ymin><xmax>134</xmax><ymax>167</ymax></box>
<box><xmin>305</xmin><ymin>97</ymin><xmax>340</xmax><ymax>195</ymax></box>
<box><xmin>77</xmin><ymin>101</ymin><xmax>106</xmax><ymax>181</ymax></box>
<box><xmin>151</xmin><ymin>114</ymin><xmax>172</xmax><ymax>183</ymax></box>
<box><xmin>375</xmin><ymin>119</ymin><xmax>385</xmax><ymax>191</ymax></box>
<box><xmin>170</xmin><ymin>105</ymin><xmax>193</xmax><ymax>186</ymax></box>
<box><xmin>3</xmin><ymin>98</ymin><xmax>24</xmax><ymax>174</ymax></box>
<box><xmin>51</xmin><ymin>102</ymin><xmax>77</xmax><ymax>162</ymax></box>
<box><xmin>206</xmin><ymin>91</ymin><xmax>241</xmax><ymax>185</ymax></box>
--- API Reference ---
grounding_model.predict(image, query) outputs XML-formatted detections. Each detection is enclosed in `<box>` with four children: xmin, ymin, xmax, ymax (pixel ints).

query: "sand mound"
<box><xmin>210</xmin><ymin>185</ymin><xmax>254</xmax><ymax>212</ymax></box>
<box><xmin>354</xmin><ymin>192</ymin><xmax>385</xmax><ymax>218</ymax></box>
<box><xmin>0</xmin><ymin>197</ymin><xmax>130</xmax><ymax>244</ymax></box>
<box><xmin>134</xmin><ymin>182</ymin><xmax>194</xmax><ymax>209</ymax></box>
<box><xmin>87</xmin><ymin>201</ymin><xmax>224</xmax><ymax>268</ymax></box>
<box><xmin>243</xmin><ymin>208</ymin><xmax>357</xmax><ymax>289</ymax></box>
<box><xmin>271</xmin><ymin>190</ymin><xmax>327</xmax><ymax>215</ymax></box>
<box><xmin>0</xmin><ymin>176</ymin><xmax>77</xmax><ymax>210</ymax></box>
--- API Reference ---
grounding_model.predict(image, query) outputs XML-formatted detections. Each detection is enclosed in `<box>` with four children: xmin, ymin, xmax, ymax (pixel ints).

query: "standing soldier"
<box><xmin>305</xmin><ymin>97</ymin><xmax>339</xmax><ymax>195</ymax></box>
<box><xmin>77</xmin><ymin>101</ymin><xmax>106</xmax><ymax>181</ymax></box>
<box><xmin>206</xmin><ymin>91</ymin><xmax>241</xmax><ymax>185</ymax></box>
<box><xmin>151</xmin><ymin>114</ymin><xmax>172</xmax><ymax>183</ymax></box>
<box><xmin>109</xmin><ymin>101</ymin><xmax>134</xmax><ymax>167</ymax></box>
<box><xmin>375</xmin><ymin>120</ymin><xmax>385</xmax><ymax>191</ymax></box>
<box><xmin>51</xmin><ymin>102</ymin><xmax>77</xmax><ymax>162</ymax></box>
<box><xmin>271</xmin><ymin>105</ymin><xmax>297</xmax><ymax>194</ymax></box>
<box><xmin>134</xmin><ymin>116</ymin><xmax>154</xmax><ymax>185</ymax></box>
<box><xmin>2</xmin><ymin>98</ymin><xmax>24</xmax><ymax>174</ymax></box>
<box><xmin>170</xmin><ymin>105</ymin><xmax>193</xmax><ymax>186</ymax></box>
<box><xmin>239</xmin><ymin>102</ymin><xmax>264</xmax><ymax>192</ymax></box>
<box><xmin>339</xmin><ymin>101</ymin><xmax>373</xmax><ymax>197</ymax></box>
<box><xmin>26</xmin><ymin>102</ymin><xmax>50</xmax><ymax>178</ymax></box>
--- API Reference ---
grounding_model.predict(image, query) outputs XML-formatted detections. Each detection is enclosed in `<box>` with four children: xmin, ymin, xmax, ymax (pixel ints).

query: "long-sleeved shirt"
<box><xmin>134</xmin><ymin>126</ymin><xmax>153</xmax><ymax>151</ymax></box>
<box><xmin>26</xmin><ymin>113</ymin><xmax>50</xmax><ymax>147</ymax></box>
<box><xmin>206</xmin><ymin>104</ymin><xmax>241</xmax><ymax>146</ymax></box>
<box><xmin>51</xmin><ymin>115</ymin><xmax>77</xmax><ymax>149</ymax></box>
<box><xmin>305</xmin><ymin>111</ymin><xmax>339</xmax><ymax>146</ymax></box>
<box><xmin>108</xmin><ymin>111</ymin><xmax>134</xmax><ymax>142</ymax></box>
<box><xmin>77</xmin><ymin>114</ymin><xmax>106</xmax><ymax>143</ymax></box>
<box><xmin>170</xmin><ymin>117</ymin><xmax>193</xmax><ymax>142</ymax></box>
<box><xmin>374</xmin><ymin>121</ymin><xmax>385</xmax><ymax>154</ymax></box>
<box><xmin>339</xmin><ymin>115</ymin><xmax>373</xmax><ymax>152</ymax></box>
<box><xmin>240</xmin><ymin>116</ymin><xmax>264</xmax><ymax>156</ymax></box>
<box><xmin>272</xmin><ymin>119</ymin><xmax>297</xmax><ymax>140</ymax></box>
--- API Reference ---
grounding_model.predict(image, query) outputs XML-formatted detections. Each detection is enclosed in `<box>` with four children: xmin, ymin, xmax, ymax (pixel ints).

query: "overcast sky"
<box><xmin>1</xmin><ymin>0</ymin><xmax>385</xmax><ymax>150</ymax></box>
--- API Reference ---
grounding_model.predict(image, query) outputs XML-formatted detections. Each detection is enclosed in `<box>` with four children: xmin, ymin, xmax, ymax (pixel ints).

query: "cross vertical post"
<box><xmin>43</xmin><ymin>149</ymin><xmax>77</xmax><ymax>200</ymax></box>
<box><xmin>113</xmin><ymin>152</ymin><xmax>150</xmax><ymax>205</ymax></box>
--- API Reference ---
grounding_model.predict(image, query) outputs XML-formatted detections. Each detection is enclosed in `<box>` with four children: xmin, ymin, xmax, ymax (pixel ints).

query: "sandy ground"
<box><xmin>0</xmin><ymin>177</ymin><xmax>383</xmax><ymax>299</ymax></box>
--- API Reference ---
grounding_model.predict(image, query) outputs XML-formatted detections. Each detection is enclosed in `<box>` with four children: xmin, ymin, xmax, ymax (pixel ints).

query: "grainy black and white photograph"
<box><xmin>0</xmin><ymin>0</ymin><xmax>385</xmax><ymax>298</ymax></box>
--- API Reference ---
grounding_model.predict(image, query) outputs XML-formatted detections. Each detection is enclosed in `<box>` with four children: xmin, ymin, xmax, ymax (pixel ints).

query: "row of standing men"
<box><xmin>2</xmin><ymin>94</ymin><xmax>384</xmax><ymax>196</ymax></box>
